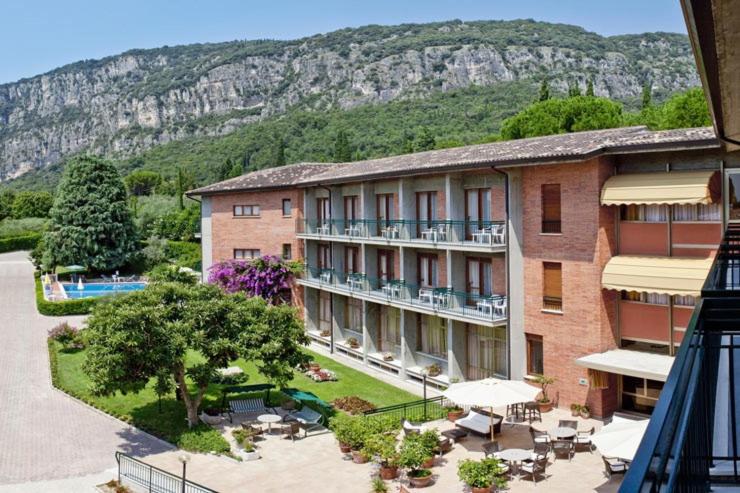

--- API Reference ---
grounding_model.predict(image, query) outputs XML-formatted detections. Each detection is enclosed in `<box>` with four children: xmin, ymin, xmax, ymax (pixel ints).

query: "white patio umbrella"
<box><xmin>442</xmin><ymin>378</ymin><xmax>541</xmax><ymax>440</ymax></box>
<box><xmin>591</xmin><ymin>417</ymin><xmax>649</xmax><ymax>461</ymax></box>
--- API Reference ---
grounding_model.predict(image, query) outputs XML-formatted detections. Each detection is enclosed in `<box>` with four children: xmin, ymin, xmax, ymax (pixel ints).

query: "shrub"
<box><xmin>457</xmin><ymin>458</ymin><xmax>507</xmax><ymax>489</ymax></box>
<box><xmin>176</xmin><ymin>425</ymin><xmax>230</xmax><ymax>453</ymax></box>
<box><xmin>0</xmin><ymin>233</ymin><xmax>41</xmax><ymax>253</ymax></box>
<box><xmin>0</xmin><ymin>217</ymin><xmax>47</xmax><ymax>238</ymax></box>
<box><xmin>363</xmin><ymin>434</ymin><xmax>399</xmax><ymax>467</ymax></box>
<box><xmin>11</xmin><ymin>191</ymin><xmax>53</xmax><ymax>219</ymax></box>
<box><xmin>147</xmin><ymin>264</ymin><xmax>198</xmax><ymax>285</ymax></box>
<box><xmin>48</xmin><ymin>322</ymin><xmax>79</xmax><ymax>347</ymax></box>
<box><xmin>399</xmin><ymin>434</ymin><xmax>432</xmax><ymax>474</ymax></box>
<box><xmin>332</xmin><ymin>396</ymin><xmax>376</xmax><ymax>415</ymax></box>
<box><xmin>165</xmin><ymin>240</ymin><xmax>201</xmax><ymax>270</ymax></box>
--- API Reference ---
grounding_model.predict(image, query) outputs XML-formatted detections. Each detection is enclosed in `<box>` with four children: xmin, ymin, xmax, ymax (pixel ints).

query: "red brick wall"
<box><xmin>522</xmin><ymin>157</ymin><xmax>618</xmax><ymax>418</ymax></box>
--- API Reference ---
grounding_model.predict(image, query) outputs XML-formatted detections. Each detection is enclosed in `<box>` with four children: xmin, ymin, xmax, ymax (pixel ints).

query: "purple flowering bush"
<box><xmin>208</xmin><ymin>256</ymin><xmax>299</xmax><ymax>302</ymax></box>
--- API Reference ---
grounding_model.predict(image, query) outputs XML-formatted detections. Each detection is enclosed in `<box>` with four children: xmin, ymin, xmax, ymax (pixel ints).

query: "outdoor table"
<box><xmin>497</xmin><ymin>448</ymin><xmax>532</xmax><ymax>477</ymax></box>
<box><xmin>549</xmin><ymin>426</ymin><xmax>577</xmax><ymax>439</ymax></box>
<box><xmin>473</xmin><ymin>229</ymin><xmax>493</xmax><ymax>244</ymax></box>
<box><xmin>381</xmin><ymin>284</ymin><xmax>401</xmax><ymax>298</ymax></box>
<box><xmin>258</xmin><ymin>414</ymin><xmax>282</xmax><ymax>434</ymax></box>
<box><xmin>441</xmin><ymin>429</ymin><xmax>468</xmax><ymax>443</ymax></box>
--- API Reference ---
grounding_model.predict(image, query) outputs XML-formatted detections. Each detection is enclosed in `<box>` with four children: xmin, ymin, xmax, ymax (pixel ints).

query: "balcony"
<box><xmin>301</xmin><ymin>265</ymin><xmax>507</xmax><ymax>326</ymax></box>
<box><xmin>622</xmin><ymin>225</ymin><xmax>740</xmax><ymax>492</ymax></box>
<box><xmin>297</xmin><ymin>219</ymin><xmax>506</xmax><ymax>252</ymax></box>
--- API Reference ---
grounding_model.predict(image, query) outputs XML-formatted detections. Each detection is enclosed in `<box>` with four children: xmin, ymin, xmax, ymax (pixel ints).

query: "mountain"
<box><xmin>0</xmin><ymin>19</ymin><xmax>699</xmax><ymax>184</ymax></box>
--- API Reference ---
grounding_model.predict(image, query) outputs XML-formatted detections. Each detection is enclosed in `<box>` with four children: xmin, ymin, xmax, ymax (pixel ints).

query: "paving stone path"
<box><xmin>0</xmin><ymin>251</ymin><xmax>172</xmax><ymax>485</ymax></box>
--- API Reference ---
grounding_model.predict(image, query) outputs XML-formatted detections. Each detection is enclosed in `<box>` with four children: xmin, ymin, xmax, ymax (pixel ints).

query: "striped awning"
<box><xmin>600</xmin><ymin>170</ymin><xmax>717</xmax><ymax>206</ymax></box>
<box><xmin>602</xmin><ymin>255</ymin><xmax>713</xmax><ymax>297</ymax></box>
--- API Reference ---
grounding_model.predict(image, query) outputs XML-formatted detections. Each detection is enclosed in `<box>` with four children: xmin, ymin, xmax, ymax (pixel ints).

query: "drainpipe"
<box><xmin>491</xmin><ymin>167</ymin><xmax>511</xmax><ymax>379</ymax></box>
<box><xmin>319</xmin><ymin>184</ymin><xmax>335</xmax><ymax>354</ymax></box>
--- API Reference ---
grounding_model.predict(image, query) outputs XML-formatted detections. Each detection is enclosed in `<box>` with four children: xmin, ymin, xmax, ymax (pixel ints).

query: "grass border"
<box><xmin>35</xmin><ymin>276</ymin><xmax>99</xmax><ymax>316</ymax></box>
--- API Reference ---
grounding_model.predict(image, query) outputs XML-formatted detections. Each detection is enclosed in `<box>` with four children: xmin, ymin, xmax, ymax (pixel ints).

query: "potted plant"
<box><xmin>534</xmin><ymin>375</ymin><xmax>556</xmax><ymax>412</ymax></box>
<box><xmin>570</xmin><ymin>403</ymin><xmax>581</xmax><ymax>417</ymax></box>
<box><xmin>309</xmin><ymin>361</ymin><xmax>321</xmax><ymax>372</ymax></box>
<box><xmin>329</xmin><ymin>413</ymin><xmax>354</xmax><ymax>453</ymax></box>
<box><xmin>399</xmin><ymin>435</ymin><xmax>434</xmax><ymax>488</ymax></box>
<box><xmin>457</xmin><ymin>458</ymin><xmax>508</xmax><ymax>493</ymax></box>
<box><xmin>319</xmin><ymin>329</ymin><xmax>331</xmax><ymax>338</ymax></box>
<box><xmin>580</xmin><ymin>404</ymin><xmax>591</xmax><ymax>419</ymax></box>
<box><xmin>425</xmin><ymin>363</ymin><xmax>442</xmax><ymax>377</ymax></box>
<box><xmin>419</xmin><ymin>430</ymin><xmax>440</xmax><ymax>468</ymax></box>
<box><xmin>232</xmin><ymin>429</ymin><xmax>260</xmax><ymax>461</ymax></box>
<box><xmin>445</xmin><ymin>405</ymin><xmax>464</xmax><ymax>422</ymax></box>
<box><xmin>364</xmin><ymin>434</ymin><xmax>400</xmax><ymax>480</ymax></box>
<box><xmin>370</xmin><ymin>477</ymin><xmax>388</xmax><ymax>493</ymax></box>
<box><xmin>382</xmin><ymin>352</ymin><xmax>394</xmax><ymax>362</ymax></box>
<box><xmin>347</xmin><ymin>336</ymin><xmax>360</xmax><ymax>349</ymax></box>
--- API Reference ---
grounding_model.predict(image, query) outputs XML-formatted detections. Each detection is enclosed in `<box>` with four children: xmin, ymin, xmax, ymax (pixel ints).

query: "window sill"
<box><xmin>539</xmin><ymin>232</ymin><xmax>562</xmax><ymax>236</ymax></box>
<box><xmin>541</xmin><ymin>309</ymin><xmax>563</xmax><ymax>315</ymax></box>
<box><xmin>233</xmin><ymin>216</ymin><xmax>260</xmax><ymax>219</ymax></box>
<box><xmin>282</xmin><ymin>215</ymin><xmax>292</xmax><ymax>218</ymax></box>
<box><xmin>415</xmin><ymin>350</ymin><xmax>448</xmax><ymax>363</ymax></box>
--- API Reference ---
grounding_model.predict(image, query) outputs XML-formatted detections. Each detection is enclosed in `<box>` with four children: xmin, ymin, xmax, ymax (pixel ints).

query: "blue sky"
<box><xmin>1</xmin><ymin>0</ymin><xmax>687</xmax><ymax>84</ymax></box>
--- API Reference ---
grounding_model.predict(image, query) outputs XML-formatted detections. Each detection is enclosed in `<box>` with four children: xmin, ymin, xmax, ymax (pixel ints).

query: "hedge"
<box><xmin>35</xmin><ymin>276</ymin><xmax>99</xmax><ymax>316</ymax></box>
<box><xmin>166</xmin><ymin>240</ymin><xmax>202</xmax><ymax>271</ymax></box>
<box><xmin>0</xmin><ymin>233</ymin><xmax>41</xmax><ymax>253</ymax></box>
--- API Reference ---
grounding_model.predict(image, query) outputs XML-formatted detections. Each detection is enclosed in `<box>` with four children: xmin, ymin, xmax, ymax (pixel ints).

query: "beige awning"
<box><xmin>575</xmin><ymin>349</ymin><xmax>675</xmax><ymax>382</ymax></box>
<box><xmin>600</xmin><ymin>170</ymin><xmax>717</xmax><ymax>206</ymax></box>
<box><xmin>602</xmin><ymin>255</ymin><xmax>713</xmax><ymax>297</ymax></box>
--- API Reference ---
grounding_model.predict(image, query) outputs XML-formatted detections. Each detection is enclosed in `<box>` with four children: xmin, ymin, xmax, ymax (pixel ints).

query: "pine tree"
<box><xmin>217</xmin><ymin>158</ymin><xmax>234</xmax><ymax>181</ymax></box>
<box><xmin>586</xmin><ymin>78</ymin><xmax>595</xmax><ymax>97</ymax></box>
<box><xmin>641</xmin><ymin>82</ymin><xmax>652</xmax><ymax>110</ymax></box>
<box><xmin>333</xmin><ymin>130</ymin><xmax>352</xmax><ymax>162</ymax></box>
<box><xmin>274</xmin><ymin>138</ymin><xmax>286</xmax><ymax>166</ymax></box>
<box><xmin>227</xmin><ymin>162</ymin><xmax>243</xmax><ymax>179</ymax></box>
<box><xmin>176</xmin><ymin>167</ymin><xmax>185</xmax><ymax>210</ymax></box>
<box><xmin>538</xmin><ymin>79</ymin><xmax>551</xmax><ymax>101</ymax></box>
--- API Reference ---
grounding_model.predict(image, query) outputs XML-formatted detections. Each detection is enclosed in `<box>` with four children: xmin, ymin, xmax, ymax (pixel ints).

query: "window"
<box><xmin>543</xmin><ymin>262</ymin><xmax>562</xmax><ymax>311</ymax></box>
<box><xmin>465</xmin><ymin>188</ymin><xmax>491</xmax><ymax>238</ymax></box>
<box><xmin>282</xmin><ymin>199</ymin><xmax>292</xmax><ymax>217</ymax></box>
<box><xmin>526</xmin><ymin>334</ymin><xmax>544</xmax><ymax>376</ymax></box>
<box><xmin>541</xmin><ymin>184</ymin><xmax>561</xmax><ymax>233</ymax></box>
<box><xmin>282</xmin><ymin>243</ymin><xmax>292</xmax><ymax>260</ymax></box>
<box><xmin>233</xmin><ymin>205</ymin><xmax>260</xmax><ymax>217</ymax></box>
<box><xmin>621</xmin><ymin>291</ymin><xmax>669</xmax><ymax>305</ymax></box>
<box><xmin>344</xmin><ymin>195</ymin><xmax>359</xmax><ymax>226</ymax></box>
<box><xmin>672</xmin><ymin>203</ymin><xmax>721</xmax><ymax>222</ymax></box>
<box><xmin>378</xmin><ymin>250</ymin><xmax>394</xmax><ymax>284</ymax></box>
<box><xmin>466</xmin><ymin>257</ymin><xmax>493</xmax><ymax>299</ymax></box>
<box><xmin>345</xmin><ymin>298</ymin><xmax>363</xmax><ymax>332</ymax></box>
<box><xmin>621</xmin><ymin>375</ymin><xmax>664</xmax><ymax>414</ymax></box>
<box><xmin>316</xmin><ymin>197</ymin><xmax>330</xmax><ymax>225</ymax></box>
<box><xmin>418</xmin><ymin>254</ymin><xmax>438</xmax><ymax>288</ymax></box>
<box><xmin>416</xmin><ymin>191</ymin><xmax>438</xmax><ymax>233</ymax></box>
<box><xmin>345</xmin><ymin>246</ymin><xmax>360</xmax><ymax>274</ymax></box>
<box><xmin>317</xmin><ymin>243</ymin><xmax>331</xmax><ymax>270</ymax></box>
<box><xmin>673</xmin><ymin>295</ymin><xmax>697</xmax><ymax>307</ymax></box>
<box><xmin>380</xmin><ymin>306</ymin><xmax>401</xmax><ymax>352</ymax></box>
<box><xmin>319</xmin><ymin>292</ymin><xmax>332</xmax><ymax>333</ymax></box>
<box><xmin>234</xmin><ymin>249</ymin><xmax>260</xmax><ymax>259</ymax></box>
<box><xmin>418</xmin><ymin>315</ymin><xmax>447</xmax><ymax>357</ymax></box>
<box><xmin>376</xmin><ymin>194</ymin><xmax>395</xmax><ymax>233</ymax></box>
<box><xmin>621</xmin><ymin>204</ymin><xmax>668</xmax><ymax>222</ymax></box>
<box><xmin>467</xmin><ymin>325</ymin><xmax>507</xmax><ymax>380</ymax></box>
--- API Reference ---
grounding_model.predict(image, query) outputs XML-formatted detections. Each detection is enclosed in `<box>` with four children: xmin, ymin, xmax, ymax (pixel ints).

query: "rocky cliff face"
<box><xmin>0</xmin><ymin>20</ymin><xmax>699</xmax><ymax>181</ymax></box>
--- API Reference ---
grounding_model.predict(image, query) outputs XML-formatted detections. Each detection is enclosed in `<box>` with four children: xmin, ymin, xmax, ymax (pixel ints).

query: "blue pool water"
<box><xmin>61</xmin><ymin>282</ymin><xmax>147</xmax><ymax>299</ymax></box>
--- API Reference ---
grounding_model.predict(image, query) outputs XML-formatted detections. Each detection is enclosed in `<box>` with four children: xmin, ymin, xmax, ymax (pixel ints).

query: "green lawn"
<box><xmin>50</xmin><ymin>342</ymin><xmax>417</xmax><ymax>453</ymax></box>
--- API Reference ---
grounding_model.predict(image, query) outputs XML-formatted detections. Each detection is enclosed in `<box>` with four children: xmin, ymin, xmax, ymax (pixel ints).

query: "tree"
<box><xmin>538</xmin><ymin>79</ymin><xmax>551</xmax><ymax>102</ymax></box>
<box><xmin>415</xmin><ymin>127</ymin><xmax>436</xmax><ymax>152</ymax></box>
<box><xmin>124</xmin><ymin>170</ymin><xmax>162</xmax><ymax>196</ymax></box>
<box><xmin>217</xmin><ymin>158</ymin><xmax>235</xmax><ymax>181</ymax></box>
<box><xmin>44</xmin><ymin>156</ymin><xmax>137</xmax><ymax>271</ymax></box>
<box><xmin>500</xmin><ymin>96</ymin><xmax>623</xmax><ymax>140</ymax></box>
<box><xmin>227</xmin><ymin>162</ymin><xmax>243</xmax><ymax>179</ymax></box>
<box><xmin>11</xmin><ymin>191</ymin><xmax>53</xmax><ymax>218</ymax></box>
<box><xmin>641</xmin><ymin>82</ymin><xmax>652</xmax><ymax>110</ymax></box>
<box><xmin>274</xmin><ymin>138</ymin><xmax>286</xmax><ymax>166</ymax></box>
<box><xmin>586</xmin><ymin>78</ymin><xmax>595</xmax><ymax>97</ymax></box>
<box><xmin>567</xmin><ymin>79</ymin><xmax>581</xmax><ymax>98</ymax></box>
<box><xmin>0</xmin><ymin>190</ymin><xmax>16</xmax><ymax>221</ymax></box>
<box><xmin>333</xmin><ymin>130</ymin><xmax>352</xmax><ymax>162</ymax></box>
<box><xmin>658</xmin><ymin>87</ymin><xmax>710</xmax><ymax>129</ymax></box>
<box><xmin>83</xmin><ymin>282</ymin><xmax>308</xmax><ymax>426</ymax></box>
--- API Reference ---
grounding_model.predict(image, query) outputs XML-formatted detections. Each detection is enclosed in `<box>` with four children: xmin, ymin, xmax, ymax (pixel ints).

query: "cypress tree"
<box><xmin>538</xmin><ymin>79</ymin><xmax>551</xmax><ymax>101</ymax></box>
<box><xmin>568</xmin><ymin>79</ymin><xmax>581</xmax><ymax>98</ymax></box>
<box><xmin>274</xmin><ymin>138</ymin><xmax>286</xmax><ymax>166</ymax></box>
<box><xmin>586</xmin><ymin>78</ymin><xmax>595</xmax><ymax>97</ymax></box>
<box><xmin>333</xmin><ymin>130</ymin><xmax>352</xmax><ymax>162</ymax></box>
<box><xmin>641</xmin><ymin>82</ymin><xmax>652</xmax><ymax>110</ymax></box>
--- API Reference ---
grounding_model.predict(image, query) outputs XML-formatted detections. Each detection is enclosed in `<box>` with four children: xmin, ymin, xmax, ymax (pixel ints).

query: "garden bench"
<box><xmin>228</xmin><ymin>398</ymin><xmax>274</xmax><ymax>423</ymax></box>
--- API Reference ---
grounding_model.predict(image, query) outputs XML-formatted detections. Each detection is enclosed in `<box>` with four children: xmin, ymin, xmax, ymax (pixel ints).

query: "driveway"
<box><xmin>0</xmin><ymin>251</ymin><xmax>172</xmax><ymax>486</ymax></box>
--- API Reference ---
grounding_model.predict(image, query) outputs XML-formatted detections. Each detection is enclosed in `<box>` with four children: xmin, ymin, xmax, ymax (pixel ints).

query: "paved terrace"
<box><xmin>0</xmin><ymin>251</ymin><xmax>172</xmax><ymax>488</ymax></box>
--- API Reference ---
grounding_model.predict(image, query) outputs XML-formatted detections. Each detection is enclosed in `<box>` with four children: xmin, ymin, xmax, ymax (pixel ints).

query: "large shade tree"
<box><xmin>44</xmin><ymin>155</ymin><xmax>137</xmax><ymax>271</ymax></box>
<box><xmin>83</xmin><ymin>282</ymin><xmax>309</xmax><ymax>427</ymax></box>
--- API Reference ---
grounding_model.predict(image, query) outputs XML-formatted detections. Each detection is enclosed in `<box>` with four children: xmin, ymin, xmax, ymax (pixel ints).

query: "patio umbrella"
<box><xmin>590</xmin><ymin>416</ymin><xmax>649</xmax><ymax>461</ymax></box>
<box><xmin>64</xmin><ymin>265</ymin><xmax>85</xmax><ymax>272</ymax></box>
<box><xmin>442</xmin><ymin>378</ymin><xmax>541</xmax><ymax>440</ymax></box>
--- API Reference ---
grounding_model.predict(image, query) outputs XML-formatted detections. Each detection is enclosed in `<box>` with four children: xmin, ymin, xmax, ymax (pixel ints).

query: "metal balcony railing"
<box><xmin>297</xmin><ymin>219</ymin><xmax>506</xmax><ymax>247</ymax></box>
<box><xmin>622</xmin><ymin>225</ymin><xmax>740</xmax><ymax>492</ymax></box>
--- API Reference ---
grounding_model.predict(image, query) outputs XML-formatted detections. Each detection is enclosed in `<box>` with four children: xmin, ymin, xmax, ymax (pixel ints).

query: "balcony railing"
<box><xmin>622</xmin><ymin>225</ymin><xmax>740</xmax><ymax>492</ymax></box>
<box><xmin>302</xmin><ymin>265</ymin><xmax>507</xmax><ymax>323</ymax></box>
<box><xmin>297</xmin><ymin>219</ymin><xmax>505</xmax><ymax>247</ymax></box>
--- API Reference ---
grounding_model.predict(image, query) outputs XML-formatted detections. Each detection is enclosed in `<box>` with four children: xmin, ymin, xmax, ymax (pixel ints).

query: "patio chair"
<box><xmin>528</xmin><ymin>442</ymin><xmax>550</xmax><ymax>462</ymax></box>
<box><xmin>228</xmin><ymin>397</ymin><xmax>273</xmax><ymax>423</ymax></box>
<box><xmin>402</xmin><ymin>419</ymin><xmax>425</xmax><ymax>435</ymax></box>
<box><xmin>524</xmin><ymin>401</ymin><xmax>542</xmax><ymax>422</ymax></box>
<box><xmin>281</xmin><ymin>421</ymin><xmax>301</xmax><ymax>442</ymax></box>
<box><xmin>482</xmin><ymin>440</ymin><xmax>502</xmax><ymax>459</ymax></box>
<box><xmin>559</xmin><ymin>419</ymin><xmax>578</xmax><ymax>430</ymax></box>
<box><xmin>552</xmin><ymin>439</ymin><xmax>575</xmax><ymax>461</ymax></box>
<box><xmin>602</xmin><ymin>456</ymin><xmax>628</xmax><ymax>478</ymax></box>
<box><xmin>284</xmin><ymin>406</ymin><xmax>324</xmax><ymax>437</ymax></box>
<box><xmin>520</xmin><ymin>456</ymin><xmax>548</xmax><ymax>485</ymax></box>
<box><xmin>575</xmin><ymin>427</ymin><xmax>595</xmax><ymax>452</ymax></box>
<box><xmin>529</xmin><ymin>426</ymin><xmax>551</xmax><ymax>447</ymax></box>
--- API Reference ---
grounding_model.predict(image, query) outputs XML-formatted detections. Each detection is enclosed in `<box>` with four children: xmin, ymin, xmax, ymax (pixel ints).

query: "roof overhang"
<box><xmin>575</xmin><ymin>349</ymin><xmax>675</xmax><ymax>382</ymax></box>
<box><xmin>600</xmin><ymin>170</ymin><xmax>719</xmax><ymax>206</ymax></box>
<box><xmin>602</xmin><ymin>255</ymin><xmax>714</xmax><ymax>297</ymax></box>
<box><xmin>681</xmin><ymin>0</ymin><xmax>740</xmax><ymax>150</ymax></box>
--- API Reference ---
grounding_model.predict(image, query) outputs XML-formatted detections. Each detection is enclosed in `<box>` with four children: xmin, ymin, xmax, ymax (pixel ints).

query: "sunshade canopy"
<box><xmin>591</xmin><ymin>416</ymin><xmax>649</xmax><ymax>461</ymax></box>
<box><xmin>442</xmin><ymin>378</ymin><xmax>541</xmax><ymax>408</ymax></box>
<box><xmin>600</xmin><ymin>170</ymin><xmax>717</xmax><ymax>206</ymax></box>
<box><xmin>575</xmin><ymin>349</ymin><xmax>675</xmax><ymax>382</ymax></box>
<box><xmin>602</xmin><ymin>255</ymin><xmax>713</xmax><ymax>297</ymax></box>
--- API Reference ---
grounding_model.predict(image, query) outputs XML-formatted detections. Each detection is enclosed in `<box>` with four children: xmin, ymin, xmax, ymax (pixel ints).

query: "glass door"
<box><xmin>726</xmin><ymin>170</ymin><xmax>740</xmax><ymax>223</ymax></box>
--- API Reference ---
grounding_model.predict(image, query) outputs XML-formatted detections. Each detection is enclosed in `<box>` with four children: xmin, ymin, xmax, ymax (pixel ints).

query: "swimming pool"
<box><xmin>61</xmin><ymin>282</ymin><xmax>147</xmax><ymax>299</ymax></box>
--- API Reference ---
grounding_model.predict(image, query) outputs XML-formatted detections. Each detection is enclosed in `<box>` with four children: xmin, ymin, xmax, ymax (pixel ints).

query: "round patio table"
<box><xmin>497</xmin><ymin>448</ymin><xmax>532</xmax><ymax>477</ymax></box>
<box><xmin>549</xmin><ymin>426</ymin><xmax>577</xmax><ymax>439</ymax></box>
<box><xmin>258</xmin><ymin>414</ymin><xmax>282</xmax><ymax>434</ymax></box>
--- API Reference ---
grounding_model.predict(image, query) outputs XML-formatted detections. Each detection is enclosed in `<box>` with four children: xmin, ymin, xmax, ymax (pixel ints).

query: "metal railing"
<box><xmin>364</xmin><ymin>396</ymin><xmax>450</xmax><ymax>423</ymax></box>
<box><xmin>302</xmin><ymin>265</ymin><xmax>507</xmax><ymax>322</ymax></box>
<box><xmin>621</xmin><ymin>225</ymin><xmax>740</xmax><ymax>492</ymax></box>
<box><xmin>297</xmin><ymin>218</ymin><xmax>506</xmax><ymax>247</ymax></box>
<box><xmin>116</xmin><ymin>452</ymin><xmax>218</xmax><ymax>493</ymax></box>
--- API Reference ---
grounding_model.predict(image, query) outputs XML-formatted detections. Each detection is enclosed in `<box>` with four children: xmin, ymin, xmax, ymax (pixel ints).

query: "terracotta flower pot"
<box><xmin>472</xmin><ymin>487</ymin><xmax>492</xmax><ymax>493</ymax></box>
<box><xmin>339</xmin><ymin>442</ymin><xmax>351</xmax><ymax>453</ymax></box>
<box><xmin>580</xmin><ymin>410</ymin><xmax>591</xmax><ymax>419</ymax></box>
<box><xmin>379</xmin><ymin>465</ymin><xmax>399</xmax><ymax>480</ymax></box>
<box><xmin>409</xmin><ymin>472</ymin><xmax>433</xmax><ymax>488</ymax></box>
<box><xmin>538</xmin><ymin>400</ymin><xmax>553</xmax><ymax>413</ymax></box>
<box><xmin>421</xmin><ymin>457</ymin><xmax>435</xmax><ymax>469</ymax></box>
<box><xmin>447</xmin><ymin>410</ymin><xmax>464</xmax><ymax>422</ymax></box>
<box><xmin>571</xmin><ymin>409</ymin><xmax>580</xmax><ymax>417</ymax></box>
<box><xmin>351</xmin><ymin>450</ymin><xmax>368</xmax><ymax>464</ymax></box>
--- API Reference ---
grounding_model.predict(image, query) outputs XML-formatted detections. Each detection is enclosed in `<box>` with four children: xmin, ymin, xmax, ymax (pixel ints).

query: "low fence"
<box><xmin>116</xmin><ymin>452</ymin><xmax>218</xmax><ymax>493</ymax></box>
<box><xmin>364</xmin><ymin>396</ymin><xmax>451</xmax><ymax>423</ymax></box>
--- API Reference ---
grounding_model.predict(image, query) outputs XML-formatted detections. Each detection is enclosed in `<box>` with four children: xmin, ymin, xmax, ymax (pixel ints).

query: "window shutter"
<box><xmin>542</xmin><ymin>184</ymin><xmax>561</xmax><ymax>222</ymax></box>
<box><xmin>543</xmin><ymin>262</ymin><xmax>562</xmax><ymax>299</ymax></box>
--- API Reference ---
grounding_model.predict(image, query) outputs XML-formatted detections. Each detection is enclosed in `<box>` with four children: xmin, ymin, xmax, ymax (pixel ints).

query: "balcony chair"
<box><xmin>493</xmin><ymin>298</ymin><xmax>507</xmax><ymax>317</ymax></box>
<box><xmin>520</xmin><ymin>456</ymin><xmax>548</xmax><ymax>485</ymax></box>
<box><xmin>552</xmin><ymin>439</ymin><xmax>575</xmax><ymax>461</ymax></box>
<box><xmin>602</xmin><ymin>456</ymin><xmax>628</xmax><ymax>478</ymax></box>
<box><xmin>575</xmin><ymin>427</ymin><xmax>595</xmax><ymax>453</ymax></box>
<box><xmin>492</xmin><ymin>224</ymin><xmax>506</xmax><ymax>244</ymax></box>
<box><xmin>529</xmin><ymin>426</ymin><xmax>551</xmax><ymax>447</ymax></box>
<box><xmin>418</xmin><ymin>288</ymin><xmax>434</xmax><ymax>304</ymax></box>
<box><xmin>558</xmin><ymin>420</ymin><xmax>578</xmax><ymax>430</ymax></box>
<box><xmin>317</xmin><ymin>223</ymin><xmax>330</xmax><ymax>235</ymax></box>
